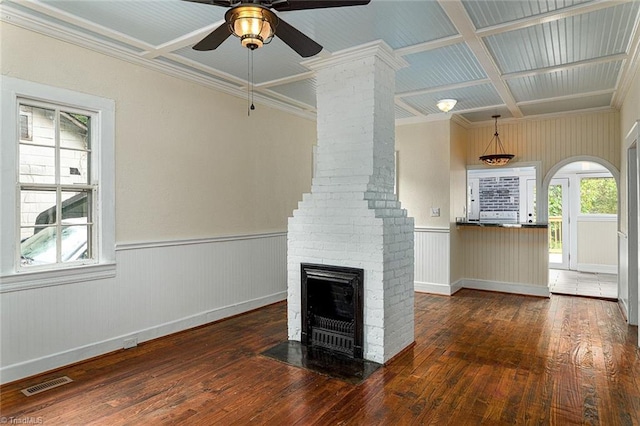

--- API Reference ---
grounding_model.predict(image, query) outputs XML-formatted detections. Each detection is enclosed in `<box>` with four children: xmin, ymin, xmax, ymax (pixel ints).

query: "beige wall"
<box><xmin>449</xmin><ymin>120</ymin><xmax>467</xmax><ymax>284</ymax></box>
<box><xmin>467</xmin><ymin>111</ymin><xmax>620</xmax><ymax>181</ymax></box>
<box><xmin>396</xmin><ymin>120</ymin><xmax>451</xmax><ymax>228</ymax></box>
<box><xmin>1</xmin><ymin>23</ymin><xmax>316</xmax><ymax>243</ymax></box>
<box><xmin>620</xmin><ymin>65</ymin><xmax>640</xmax><ymax>233</ymax></box>
<box><xmin>577</xmin><ymin>220</ymin><xmax>618</xmax><ymax>266</ymax></box>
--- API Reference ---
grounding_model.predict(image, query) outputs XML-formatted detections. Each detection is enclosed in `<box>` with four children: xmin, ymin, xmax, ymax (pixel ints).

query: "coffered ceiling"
<box><xmin>2</xmin><ymin>0</ymin><xmax>639</xmax><ymax>124</ymax></box>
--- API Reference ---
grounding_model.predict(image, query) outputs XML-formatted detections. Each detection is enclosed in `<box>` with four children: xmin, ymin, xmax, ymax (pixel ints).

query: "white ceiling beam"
<box><xmin>254</xmin><ymin>71</ymin><xmax>316</xmax><ymax>89</ymax></box>
<box><xmin>141</xmin><ymin>21</ymin><xmax>225</xmax><ymax>59</ymax></box>
<box><xmin>395</xmin><ymin>78</ymin><xmax>491</xmax><ymax>99</ymax></box>
<box><xmin>395</xmin><ymin>34</ymin><xmax>464</xmax><ymax>57</ymax></box>
<box><xmin>476</xmin><ymin>0</ymin><xmax>634</xmax><ymax>38</ymax></box>
<box><xmin>502</xmin><ymin>54</ymin><xmax>629</xmax><ymax>80</ymax></box>
<box><xmin>394</xmin><ymin>99</ymin><xmax>426</xmax><ymax>118</ymax></box>
<box><xmin>437</xmin><ymin>0</ymin><xmax>523</xmax><ymax>119</ymax></box>
<box><xmin>612</xmin><ymin>2</ymin><xmax>640</xmax><ymax>108</ymax></box>
<box><xmin>516</xmin><ymin>89</ymin><xmax>616</xmax><ymax>106</ymax></box>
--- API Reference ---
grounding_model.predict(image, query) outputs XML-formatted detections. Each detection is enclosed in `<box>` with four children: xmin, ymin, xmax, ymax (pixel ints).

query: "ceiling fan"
<box><xmin>184</xmin><ymin>0</ymin><xmax>371</xmax><ymax>57</ymax></box>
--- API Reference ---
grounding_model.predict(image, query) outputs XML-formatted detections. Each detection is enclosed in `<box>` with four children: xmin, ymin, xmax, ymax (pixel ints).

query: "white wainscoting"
<box><xmin>414</xmin><ymin>227</ymin><xmax>458</xmax><ymax>295</ymax></box>
<box><xmin>0</xmin><ymin>233</ymin><xmax>287</xmax><ymax>384</ymax></box>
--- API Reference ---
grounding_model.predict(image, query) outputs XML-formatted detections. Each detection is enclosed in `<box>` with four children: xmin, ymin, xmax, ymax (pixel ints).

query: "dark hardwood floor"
<box><xmin>1</xmin><ymin>290</ymin><xmax>639</xmax><ymax>425</ymax></box>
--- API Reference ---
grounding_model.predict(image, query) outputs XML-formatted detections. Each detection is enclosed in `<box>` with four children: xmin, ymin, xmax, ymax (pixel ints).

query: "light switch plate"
<box><xmin>430</xmin><ymin>207</ymin><xmax>440</xmax><ymax>217</ymax></box>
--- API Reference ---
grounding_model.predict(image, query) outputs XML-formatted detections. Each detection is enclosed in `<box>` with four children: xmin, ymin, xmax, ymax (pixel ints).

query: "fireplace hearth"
<box><xmin>301</xmin><ymin>263</ymin><xmax>364</xmax><ymax>359</ymax></box>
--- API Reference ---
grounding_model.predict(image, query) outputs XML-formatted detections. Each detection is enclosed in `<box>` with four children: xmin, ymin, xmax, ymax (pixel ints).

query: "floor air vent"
<box><xmin>21</xmin><ymin>376</ymin><xmax>73</xmax><ymax>396</ymax></box>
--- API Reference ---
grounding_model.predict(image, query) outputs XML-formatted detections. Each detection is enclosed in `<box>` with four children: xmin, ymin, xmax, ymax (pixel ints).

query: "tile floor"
<box><xmin>549</xmin><ymin>269</ymin><xmax>618</xmax><ymax>299</ymax></box>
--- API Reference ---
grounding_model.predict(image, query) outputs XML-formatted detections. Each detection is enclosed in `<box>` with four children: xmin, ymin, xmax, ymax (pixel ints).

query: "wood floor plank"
<box><xmin>2</xmin><ymin>290</ymin><xmax>639</xmax><ymax>425</ymax></box>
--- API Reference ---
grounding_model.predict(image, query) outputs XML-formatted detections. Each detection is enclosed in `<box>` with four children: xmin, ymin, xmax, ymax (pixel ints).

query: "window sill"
<box><xmin>0</xmin><ymin>263</ymin><xmax>116</xmax><ymax>293</ymax></box>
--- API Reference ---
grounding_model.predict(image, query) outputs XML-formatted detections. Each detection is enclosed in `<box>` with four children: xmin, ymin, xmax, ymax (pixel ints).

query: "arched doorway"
<box><xmin>543</xmin><ymin>157</ymin><xmax>620</xmax><ymax>299</ymax></box>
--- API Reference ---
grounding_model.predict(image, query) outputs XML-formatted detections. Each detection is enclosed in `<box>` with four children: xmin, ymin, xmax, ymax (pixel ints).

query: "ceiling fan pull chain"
<box><xmin>247</xmin><ymin>48</ymin><xmax>256</xmax><ymax>116</ymax></box>
<box><xmin>247</xmin><ymin>48</ymin><xmax>251</xmax><ymax>116</ymax></box>
<box><xmin>250</xmin><ymin>48</ymin><xmax>256</xmax><ymax>112</ymax></box>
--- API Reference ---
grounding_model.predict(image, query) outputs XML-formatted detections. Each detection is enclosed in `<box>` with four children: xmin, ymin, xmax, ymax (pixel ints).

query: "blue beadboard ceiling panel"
<box><xmin>462</xmin><ymin>0</ymin><xmax>593</xmax><ymax>29</ymax></box>
<box><xmin>395</xmin><ymin>105</ymin><xmax>416</xmax><ymax>120</ymax></box>
<box><xmin>267</xmin><ymin>79</ymin><xmax>317</xmax><ymax>108</ymax></box>
<box><xmin>396</xmin><ymin>44</ymin><xmax>487</xmax><ymax>93</ymax></box>
<box><xmin>401</xmin><ymin>83</ymin><xmax>502</xmax><ymax>115</ymax></box>
<box><xmin>39</xmin><ymin>0</ymin><xmax>224</xmax><ymax>46</ymax></box>
<box><xmin>174</xmin><ymin>39</ymin><xmax>309</xmax><ymax>85</ymax></box>
<box><xmin>519</xmin><ymin>93</ymin><xmax>613</xmax><ymax>116</ymax></box>
<box><xmin>485</xmin><ymin>2</ymin><xmax>640</xmax><ymax>74</ymax></box>
<box><xmin>507</xmin><ymin>61</ymin><xmax>622</xmax><ymax>102</ymax></box>
<box><xmin>3</xmin><ymin>0</ymin><xmax>639</xmax><ymax>122</ymax></box>
<box><xmin>283</xmin><ymin>0</ymin><xmax>458</xmax><ymax>52</ymax></box>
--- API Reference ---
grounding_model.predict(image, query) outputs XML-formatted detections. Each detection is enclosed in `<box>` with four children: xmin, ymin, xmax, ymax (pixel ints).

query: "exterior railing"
<box><xmin>549</xmin><ymin>215</ymin><xmax>562</xmax><ymax>253</ymax></box>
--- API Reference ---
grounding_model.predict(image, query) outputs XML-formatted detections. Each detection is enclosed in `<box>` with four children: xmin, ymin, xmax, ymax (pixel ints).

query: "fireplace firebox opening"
<box><xmin>301</xmin><ymin>263</ymin><xmax>364</xmax><ymax>359</ymax></box>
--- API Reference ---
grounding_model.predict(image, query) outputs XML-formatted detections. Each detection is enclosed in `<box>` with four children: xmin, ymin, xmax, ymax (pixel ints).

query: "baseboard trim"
<box><xmin>414</xmin><ymin>280</ymin><xmax>462</xmax><ymax>296</ymax></box>
<box><xmin>619</xmin><ymin>298</ymin><xmax>630</xmax><ymax>322</ymax></box>
<box><xmin>461</xmin><ymin>279</ymin><xmax>550</xmax><ymax>298</ymax></box>
<box><xmin>0</xmin><ymin>291</ymin><xmax>286</xmax><ymax>385</ymax></box>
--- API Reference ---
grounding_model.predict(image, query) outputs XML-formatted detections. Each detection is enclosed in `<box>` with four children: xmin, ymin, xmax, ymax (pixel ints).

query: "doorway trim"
<box><xmin>542</xmin><ymin>156</ymin><xmax>619</xmax><ymax>223</ymax></box>
<box><xmin>623</xmin><ymin>121</ymin><xmax>639</xmax><ymax>329</ymax></box>
<box><xmin>548</xmin><ymin>177</ymin><xmax>570</xmax><ymax>269</ymax></box>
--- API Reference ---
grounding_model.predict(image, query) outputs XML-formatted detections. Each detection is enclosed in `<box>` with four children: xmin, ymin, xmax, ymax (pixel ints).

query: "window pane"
<box><xmin>19</xmin><ymin>144</ymin><xmax>56</xmax><ymax>184</ymax></box>
<box><xmin>60</xmin><ymin>148</ymin><xmax>89</xmax><ymax>185</ymax></box>
<box><xmin>20</xmin><ymin>113</ymin><xmax>32</xmax><ymax>141</ymax></box>
<box><xmin>61</xmin><ymin>224</ymin><xmax>89</xmax><ymax>263</ymax></box>
<box><xmin>60</xmin><ymin>111</ymin><xmax>90</xmax><ymax>150</ymax></box>
<box><xmin>20</xmin><ymin>226</ymin><xmax>57</xmax><ymax>266</ymax></box>
<box><xmin>20</xmin><ymin>190</ymin><xmax>57</xmax><ymax>233</ymax></box>
<box><xmin>20</xmin><ymin>104</ymin><xmax>55</xmax><ymax>146</ymax></box>
<box><xmin>61</xmin><ymin>191</ymin><xmax>90</xmax><ymax>221</ymax></box>
<box><xmin>580</xmin><ymin>177</ymin><xmax>617</xmax><ymax>214</ymax></box>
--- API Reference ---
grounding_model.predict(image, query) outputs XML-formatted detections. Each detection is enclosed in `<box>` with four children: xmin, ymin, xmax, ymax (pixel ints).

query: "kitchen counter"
<box><xmin>456</xmin><ymin>221</ymin><xmax>548</xmax><ymax>229</ymax></box>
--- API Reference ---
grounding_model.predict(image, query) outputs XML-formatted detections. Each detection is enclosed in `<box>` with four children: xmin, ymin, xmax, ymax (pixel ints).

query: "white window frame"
<box><xmin>1</xmin><ymin>76</ymin><xmax>115</xmax><ymax>292</ymax></box>
<box><xmin>575</xmin><ymin>172</ymin><xmax>618</xmax><ymax>219</ymax></box>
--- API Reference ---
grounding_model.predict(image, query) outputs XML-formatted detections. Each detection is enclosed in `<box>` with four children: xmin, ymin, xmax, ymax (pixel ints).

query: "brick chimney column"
<box><xmin>287</xmin><ymin>41</ymin><xmax>414</xmax><ymax>363</ymax></box>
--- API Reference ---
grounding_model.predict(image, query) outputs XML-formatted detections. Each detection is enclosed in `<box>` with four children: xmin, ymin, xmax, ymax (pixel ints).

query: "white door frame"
<box><xmin>624</xmin><ymin>122</ymin><xmax>639</xmax><ymax>329</ymax></box>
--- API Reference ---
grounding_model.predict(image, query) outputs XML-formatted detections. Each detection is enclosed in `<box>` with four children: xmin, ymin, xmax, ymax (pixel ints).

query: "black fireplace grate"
<box><xmin>314</xmin><ymin>315</ymin><xmax>354</xmax><ymax>334</ymax></box>
<box><xmin>312</xmin><ymin>315</ymin><xmax>355</xmax><ymax>355</ymax></box>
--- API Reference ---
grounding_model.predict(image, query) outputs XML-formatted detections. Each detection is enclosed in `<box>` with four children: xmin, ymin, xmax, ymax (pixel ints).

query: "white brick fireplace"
<box><xmin>287</xmin><ymin>41</ymin><xmax>415</xmax><ymax>364</ymax></box>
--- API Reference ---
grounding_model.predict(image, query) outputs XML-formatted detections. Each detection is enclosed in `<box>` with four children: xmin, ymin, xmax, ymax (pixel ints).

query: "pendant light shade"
<box><xmin>479</xmin><ymin>115</ymin><xmax>514</xmax><ymax>166</ymax></box>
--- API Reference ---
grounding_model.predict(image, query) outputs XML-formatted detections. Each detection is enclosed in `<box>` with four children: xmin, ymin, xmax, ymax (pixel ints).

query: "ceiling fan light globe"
<box><xmin>230</xmin><ymin>6</ymin><xmax>276</xmax><ymax>50</ymax></box>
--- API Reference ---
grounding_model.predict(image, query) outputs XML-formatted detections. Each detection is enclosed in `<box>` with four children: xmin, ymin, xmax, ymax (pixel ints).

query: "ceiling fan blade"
<box><xmin>182</xmin><ymin>0</ymin><xmax>232</xmax><ymax>6</ymax></box>
<box><xmin>275</xmin><ymin>17</ymin><xmax>323</xmax><ymax>57</ymax></box>
<box><xmin>193</xmin><ymin>23</ymin><xmax>233</xmax><ymax>51</ymax></box>
<box><xmin>272</xmin><ymin>0</ymin><xmax>370</xmax><ymax>11</ymax></box>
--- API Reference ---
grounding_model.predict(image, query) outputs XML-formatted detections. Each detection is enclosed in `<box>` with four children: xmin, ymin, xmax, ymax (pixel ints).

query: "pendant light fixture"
<box><xmin>479</xmin><ymin>115</ymin><xmax>514</xmax><ymax>166</ymax></box>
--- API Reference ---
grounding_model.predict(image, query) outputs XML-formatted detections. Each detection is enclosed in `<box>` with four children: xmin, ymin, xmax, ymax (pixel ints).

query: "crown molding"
<box><xmin>0</xmin><ymin>4</ymin><xmax>316</xmax><ymax>122</ymax></box>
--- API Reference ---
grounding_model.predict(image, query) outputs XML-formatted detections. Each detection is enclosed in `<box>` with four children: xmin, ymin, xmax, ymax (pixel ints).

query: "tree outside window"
<box><xmin>580</xmin><ymin>177</ymin><xmax>617</xmax><ymax>215</ymax></box>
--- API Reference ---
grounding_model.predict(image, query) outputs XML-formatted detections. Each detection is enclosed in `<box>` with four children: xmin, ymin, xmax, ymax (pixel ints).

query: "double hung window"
<box><xmin>18</xmin><ymin>101</ymin><xmax>95</xmax><ymax>269</ymax></box>
<box><xmin>1</xmin><ymin>77</ymin><xmax>115</xmax><ymax>291</ymax></box>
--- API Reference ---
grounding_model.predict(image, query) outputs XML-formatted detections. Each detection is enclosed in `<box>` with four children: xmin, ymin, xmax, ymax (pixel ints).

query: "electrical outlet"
<box><xmin>123</xmin><ymin>337</ymin><xmax>138</xmax><ymax>349</ymax></box>
<box><xmin>430</xmin><ymin>207</ymin><xmax>440</xmax><ymax>217</ymax></box>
